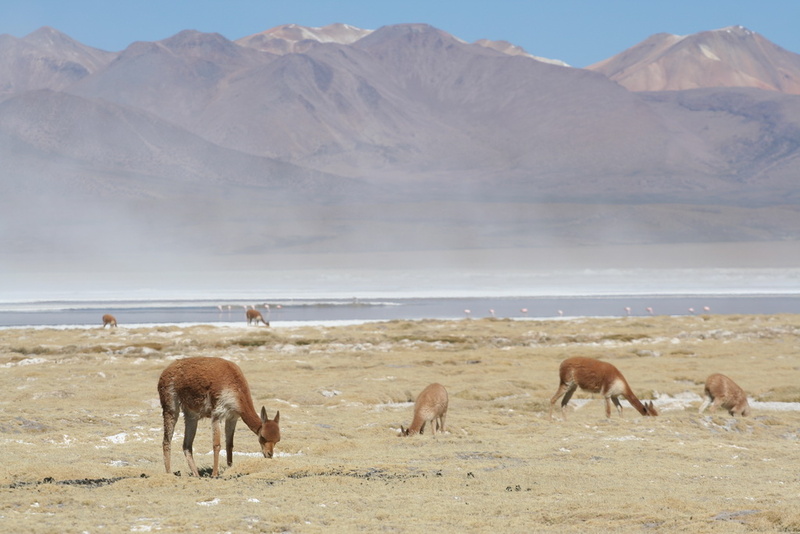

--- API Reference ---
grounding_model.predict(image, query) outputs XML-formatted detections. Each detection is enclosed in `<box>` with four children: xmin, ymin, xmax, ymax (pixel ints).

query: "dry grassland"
<box><xmin>1</xmin><ymin>314</ymin><xmax>800</xmax><ymax>533</ymax></box>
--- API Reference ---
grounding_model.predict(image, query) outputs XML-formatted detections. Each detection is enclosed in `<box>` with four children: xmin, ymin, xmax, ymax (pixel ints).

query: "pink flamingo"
<box><xmin>520</xmin><ymin>308</ymin><xmax>528</xmax><ymax>316</ymax></box>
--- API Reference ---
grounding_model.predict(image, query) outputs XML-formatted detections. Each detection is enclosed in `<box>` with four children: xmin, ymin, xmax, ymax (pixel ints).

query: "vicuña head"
<box><xmin>246</xmin><ymin>308</ymin><xmax>269</xmax><ymax>326</ymax></box>
<box><xmin>400</xmin><ymin>382</ymin><xmax>448</xmax><ymax>437</ymax></box>
<box><xmin>699</xmin><ymin>373</ymin><xmax>751</xmax><ymax>417</ymax></box>
<box><xmin>158</xmin><ymin>356</ymin><xmax>281</xmax><ymax>477</ymax></box>
<box><xmin>549</xmin><ymin>356</ymin><xmax>658</xmax><ymax>420</ymax></box>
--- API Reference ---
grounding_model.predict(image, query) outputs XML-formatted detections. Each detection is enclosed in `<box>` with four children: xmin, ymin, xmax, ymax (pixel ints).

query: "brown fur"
<box><xmin>699</xmin><ymin>373</ymin><xmax>751</xmax><ymax>416</ymax></box>
<box><xmin>400</xmin><ymin>383</ymin><xmax>448</xmax><ymax>436</ymax></box>
<box><xmin>246</xmin><ymin>309</ymin><xmax>269</xmax><ymax>326</ymax></box>
<box><xmin>549</xmin><ymin>357</ymin><xmax>658</xmax><ymax>419</ymax></box>
<box><xmin>157</xmin><ymin>356</ymin><xmax>280</xmax><ymax>477</ymax></box>
<box><xmin>102</xmin><ymin>314</ymin><xmax>117</xmax><ymax>328</ymax></box>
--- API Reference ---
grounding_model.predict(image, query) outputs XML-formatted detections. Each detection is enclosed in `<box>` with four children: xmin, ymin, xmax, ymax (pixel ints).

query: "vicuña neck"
<box><xmin>239</xmin><ymin>403</ymin><xmax>262</xmax><ymax>434</ymax></box>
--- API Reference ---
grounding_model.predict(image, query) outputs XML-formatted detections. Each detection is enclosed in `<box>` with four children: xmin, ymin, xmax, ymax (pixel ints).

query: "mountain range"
<box><xmin>1</xmin><ymin>23</ymin><xmax>799</xmax><ymax>263</ymax></box>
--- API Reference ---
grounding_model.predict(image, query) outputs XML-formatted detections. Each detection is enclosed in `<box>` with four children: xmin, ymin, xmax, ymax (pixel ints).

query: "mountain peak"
<box><xmin>712</xmin><ymin>25</ymin><xmax>756</xmax><ymax>36</ymax></box>
<box><xmin>237</xmin><ymin>23</ymin><xmax>372</xmax><ymax>54</ymax></box>
<box><xmin>23</xmin><ymin>26</ymin><xmax>83</xmax><ymax>50</ymax></box>
<box><xmin>587</xmin><ymin>26</ymin><xmax>800</xmax><ymax>94</ymax></box>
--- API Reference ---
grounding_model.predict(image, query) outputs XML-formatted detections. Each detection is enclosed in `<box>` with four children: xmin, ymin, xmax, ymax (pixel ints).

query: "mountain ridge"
<box><xmin>1</xmin><ymin>23</ymin><xmax>799</xmax><ymax>260</ymax></box>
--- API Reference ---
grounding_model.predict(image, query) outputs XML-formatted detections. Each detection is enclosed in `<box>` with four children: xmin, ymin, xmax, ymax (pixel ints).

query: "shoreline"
<box><xmin>1</xmin><ymin>293</ymin><xmax>798</xmax><ymax>328</ymax></box>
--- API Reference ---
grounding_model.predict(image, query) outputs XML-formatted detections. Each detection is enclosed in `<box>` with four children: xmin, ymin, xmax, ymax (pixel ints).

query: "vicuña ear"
<box><xmin>261</xmin><ymin>406</ymin><xmax>268</xmax><ymax>423</ymax></box>
<box><xmin>273</xmin><ymin>411</ymin><xmax>280</xmax><ymax>423</ymax></box>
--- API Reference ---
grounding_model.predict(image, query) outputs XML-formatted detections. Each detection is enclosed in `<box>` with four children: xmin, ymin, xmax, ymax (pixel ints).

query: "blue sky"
<box><xmin>2</xmin><ymin>1</ymin><xmax>799</xmax><ymax>67</ymax></box>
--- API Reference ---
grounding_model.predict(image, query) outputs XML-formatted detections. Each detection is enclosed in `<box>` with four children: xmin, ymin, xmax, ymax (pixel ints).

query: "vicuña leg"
<box><xmin>225</xmin><ymin>417</ymin><xmax>238</xmax><ymax>468</ymax></box>
<box><xmin>610</xmin><ymin>396</ymin><xmax>623</xmax><ymax>417</ymax></box>
<box><xmin>161</xmin><ymin>408</ymin><xmax>178</xmax><ymax>474</ymax></box>
<box><xmin>211</xmin><ymin>416</ymin><xmax>222</xmax><ymax>477</ymax></box>
<box><xmin>182</xmin><ymin>415</ymin><xmax>201</xmax><ymax>477</ymax></box>
<box><xmin>550</xmin><ymin>383</ymin><xmax>578</xmax><ymax>419</ymax></box>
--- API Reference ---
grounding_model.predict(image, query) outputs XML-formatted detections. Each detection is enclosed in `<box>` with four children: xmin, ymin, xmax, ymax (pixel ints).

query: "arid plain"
<box><xmin>2</xmin><ymin>314</ymin><xmax>799</xmax><ymax>532</ymax></box>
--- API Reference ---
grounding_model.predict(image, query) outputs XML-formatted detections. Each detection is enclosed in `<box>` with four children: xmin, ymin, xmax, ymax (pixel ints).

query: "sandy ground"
<box><xmin>1</xmin><ymin>314</ymin><xmax>799</xmax><ymax>533</ymax></box>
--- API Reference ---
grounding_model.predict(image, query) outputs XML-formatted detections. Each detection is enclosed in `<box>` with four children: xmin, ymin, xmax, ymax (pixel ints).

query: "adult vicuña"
<box><xmin>549</xmin><ymin>357</ymin><xmax>658</xmax><ymax>419</ymax></box>
<box><xmin>400</xmin><ymin>383</ymin><xmax>448</xmax><ymax>436</ymax></box>
<box><xmin>158</xmin><ymin>356</ymin><xmax>280</xmax><ymax>477</ymax></box>
<box><xmin>246</xmin><ymin>309</ymin><xmax>269</xmax><ymax>326</ymax></box>
<box><xmin>699</xmin><ymin>373</ymin><xmax>751</xmax><ymax>416</ymax></box>
<box><xmin>102</xmin><ymin>314</ymin><xmax>117</xmax><ymax>328</ymax></box>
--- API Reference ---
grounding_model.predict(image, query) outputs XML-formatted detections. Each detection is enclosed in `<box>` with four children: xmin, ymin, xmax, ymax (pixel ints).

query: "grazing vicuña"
<box><xmin>102</xmin><ymin>314</ymin><xmax>117</xmax><ymax>328</ymax></box>
<box><xmin>549</xmin><ymin>357</ymin><xmax>658</xmax><ymax>419</ymax></box>
<box><xmin>400</xmin><ymin>383</ymin><xmax>448</xmax><ymax>436</ymax></box>
<box><xmin>246</xmin><ymin>309</ymin><xmax>269</xmax><ymax>326</ymax></box>
<box><xmin>157</xmin><ymin>356</ymin><xmax>280</xmax><ymax>477</ymax></box>
<box><xmin>699</xmin><ymin>373</ymin><xmax>751</xmax><ymax>416</ymax></box>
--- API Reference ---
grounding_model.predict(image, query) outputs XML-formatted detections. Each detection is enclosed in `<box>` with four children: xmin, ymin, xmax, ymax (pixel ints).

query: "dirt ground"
<box><xmin>1</xmin><ymin>314</ymin><xmax>799</xmax><ymax>533</ymax></box>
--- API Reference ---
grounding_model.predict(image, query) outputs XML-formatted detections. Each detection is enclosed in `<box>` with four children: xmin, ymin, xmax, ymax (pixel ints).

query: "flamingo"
<box><xmin>624</xmin><ymin>307</ymin><xmax>632</xmax><ymax>316</ymax></box>
<box><xmin>489</xmin><ymin>309</ymin><xmax>496</xmax><ymax>317</ymax></box>
<box><xmin>646</xmin><ymin>307</ymin><xmax>654</xmax><ymax>315</ymax></box>
<box><xmin>520</xmin><ymin>308</ymin><xmax>528</xmax><ymax>316</ymax></box>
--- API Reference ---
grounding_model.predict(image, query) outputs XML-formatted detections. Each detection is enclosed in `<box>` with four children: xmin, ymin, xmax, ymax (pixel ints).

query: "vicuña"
<box><xmin>699</xmin><ymin>373</ymin><xmax>751</xmax><ymax>416</ymax></box>
<box><xmin>549</xmin><ymin>357</ymin><xmax>658</xmax><ymax>419</ymax></box>
<box><xmin>400</xmin><ymin>382</ymin><xmax>448</xmax><ymax>436</ymax></box>
<box><xmin>157</xmin><ymin>356</ymin><xmax>280</xmax><ymax>477</ymax></box>
<box><xmin>102</xmin><ymin>314</ymin><xmax>117</xmax><ymax>328</ymax></box>
<box><xmin>246</xmin><ymin>309</ymin><xmax>269</xmax><ymax>326</ymax></box>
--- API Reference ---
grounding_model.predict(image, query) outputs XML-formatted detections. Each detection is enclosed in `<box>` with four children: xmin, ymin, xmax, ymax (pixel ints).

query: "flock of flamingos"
<box><xmin>101</xmin><ymin>310</ymin><xmax>749</xmax><ymax>478</ymax></box>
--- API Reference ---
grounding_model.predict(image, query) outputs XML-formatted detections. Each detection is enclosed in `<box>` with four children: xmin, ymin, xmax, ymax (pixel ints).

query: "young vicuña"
<box><xmin>158</xmin><ymin>356</ymin><xmax>280</xmax><ymax>477</ymax></box>
<box><xmin>699</xmin><ymin>373</ymin><xmax>751</xmax><ymax>416</ymax></box>
<box><xmin>400</xmin><ymin>382</ymin><xmax>448</xmax><ymax>436</ymax></box>
<box><xmin>549</xmin><ymin>357</ymin><xmax>658</xmax><ymax>419</ymax></box>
